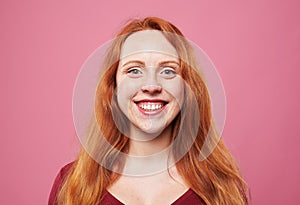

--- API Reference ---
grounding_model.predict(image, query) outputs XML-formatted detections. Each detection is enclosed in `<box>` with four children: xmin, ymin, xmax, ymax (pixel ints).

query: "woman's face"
<box><xmin>116</xmin><ymin>30</ymin><xmax>184</xmax><ymax>136</ymax></box>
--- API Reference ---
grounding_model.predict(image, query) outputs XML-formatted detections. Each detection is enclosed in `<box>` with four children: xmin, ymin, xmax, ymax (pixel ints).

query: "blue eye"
<box><xmin>160</xmin><ymin>68</ymin><xmax>177</xmax><ymax>78</ymax></box>
<box><xmin>162</xmin><ymin>69</ymin><xmax>176</xmax><ymax>75</ymax></box>
<box><xmin>127</xmin><ymin>68</ymin><xmax>143</xmax><ymax>77</ymax></box>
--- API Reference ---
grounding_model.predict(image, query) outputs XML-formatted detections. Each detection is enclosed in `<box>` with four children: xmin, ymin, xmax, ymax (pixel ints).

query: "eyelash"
<box><xmin>160</xmin><ymin>67</ymin><xmax>177</xmax><ymax>75</ymax></box>
<box><xmin>124</xmin><ymin>66</ymin><xmax>178</xmax><ymax>78</ymax></box>
<box><xmin>127</xmin><ymin>67</ymin><xmax>142</xmax><ymax>74</ymax></box>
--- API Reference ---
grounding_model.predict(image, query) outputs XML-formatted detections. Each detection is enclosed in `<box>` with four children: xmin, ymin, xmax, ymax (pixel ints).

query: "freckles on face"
<box><xmin>115</xmin><ymin>30</ymin><xmax>184</xmax><ymax>135</ymax></box>
<box><xmin>115</xmin><ymin>69</ymin><xmax>141</xmax><ymax>110</ymax></box>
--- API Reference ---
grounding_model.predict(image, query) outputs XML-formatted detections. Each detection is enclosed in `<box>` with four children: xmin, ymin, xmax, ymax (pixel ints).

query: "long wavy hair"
<box><xmin>57</xmin><ymin>17</ymin><xmax>249</xmax><ymax>205</ymax></box>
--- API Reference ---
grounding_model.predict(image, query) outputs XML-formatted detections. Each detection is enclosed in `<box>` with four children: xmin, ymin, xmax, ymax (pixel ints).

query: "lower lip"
<box><xmin>135</xmin><ymin>103</ymin><xmax>167</xmax><ymax>116</ymax></box>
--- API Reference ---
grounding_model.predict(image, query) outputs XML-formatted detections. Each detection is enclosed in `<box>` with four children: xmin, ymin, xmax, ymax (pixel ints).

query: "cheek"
<box><xmin>164</xmin><ymin>78</ymin><xmax>185</xmax><ymax>105</ymax></box>
<box><xmin>116</xmin><ymin>77</ymin><xmax>141</xmax><ymax>105</ymax></box>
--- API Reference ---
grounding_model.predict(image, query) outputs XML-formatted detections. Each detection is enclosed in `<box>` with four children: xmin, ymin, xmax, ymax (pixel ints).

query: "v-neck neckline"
<box><xmin>104</xmin><ymin>188</ymin><xmax>194</xmax><ymax>205</ymax></box>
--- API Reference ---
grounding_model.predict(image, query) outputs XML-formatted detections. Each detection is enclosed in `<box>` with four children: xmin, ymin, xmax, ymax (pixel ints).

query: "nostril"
<box><xmin>141</xmin><ymin>84</ymin><xmax>162</xmax><ymax>93</ymax></box>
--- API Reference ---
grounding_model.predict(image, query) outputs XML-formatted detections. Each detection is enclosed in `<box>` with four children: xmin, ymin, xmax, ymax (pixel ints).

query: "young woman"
<box><xmin>49</xmin><ymin>17</ymin><xmax>249</xmax><ymax>205</ymax></box>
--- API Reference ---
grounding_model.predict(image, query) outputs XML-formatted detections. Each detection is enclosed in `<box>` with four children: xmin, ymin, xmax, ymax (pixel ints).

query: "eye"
<box><xmin>160</xmin><ymin>67</ymin><xmax>177</xmax><ymax>78</ymax></box>
<box><xmin>127</xmin><ymin>67</ymin><xmax>143</xmax><ymax>77</ymax></box>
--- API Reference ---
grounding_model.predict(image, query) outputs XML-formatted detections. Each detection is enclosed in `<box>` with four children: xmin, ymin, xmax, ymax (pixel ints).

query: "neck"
<box><xmin>128</xmin><ymin>125</ymin><xmax>173</xmax><ymax>156</ymax></box>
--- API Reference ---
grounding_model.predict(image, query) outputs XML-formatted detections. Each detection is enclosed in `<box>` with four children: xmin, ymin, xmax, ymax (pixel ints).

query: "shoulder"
<box><xmin>48</xmin><ymin>162</ymin><xmax>75</xmax><ymax>205</ymax></box>
<box><xmin>58</xmin><ymin>162</ymin><xmax>74</xmax><ymax>178</ymax></box>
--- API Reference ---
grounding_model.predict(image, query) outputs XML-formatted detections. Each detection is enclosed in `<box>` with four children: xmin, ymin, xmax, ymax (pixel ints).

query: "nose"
<box><xmin>141</xmin><ymin>84</ymin><xmax>162</xmax><ymax>94</ymax></box>
<box><xmin>141</xmin><ymin>74</ymin><xmax>162</xmax><ymax>94</ymax></box>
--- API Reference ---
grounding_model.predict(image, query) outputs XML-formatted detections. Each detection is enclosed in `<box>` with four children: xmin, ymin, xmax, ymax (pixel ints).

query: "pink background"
<box><xmin>1</xmin><ymin>0</ymin><xmax>299</xmax><ymax>204</ymax></box>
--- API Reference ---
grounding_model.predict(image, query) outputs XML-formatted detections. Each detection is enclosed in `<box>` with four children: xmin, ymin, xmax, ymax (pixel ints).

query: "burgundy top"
<box><xmin>48</xmin><ymin>163</ymin><xmax>205</xmax><ymax>205</ymax></box>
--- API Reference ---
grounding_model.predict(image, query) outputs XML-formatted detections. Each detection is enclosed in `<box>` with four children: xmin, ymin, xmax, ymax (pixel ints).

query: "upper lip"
<box><xmin>134</xmin><ymin>99</ymin><xmax>168</xmax><ymax>103</ymax></box>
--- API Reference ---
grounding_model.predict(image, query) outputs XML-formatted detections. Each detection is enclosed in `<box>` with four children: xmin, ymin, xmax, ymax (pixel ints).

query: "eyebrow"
<box><xmin>121</xmin><ymin>60</ymin><xmax>179</xmax><ymax>68</ymax></box>
<box><xmin>159</xmin><ymin>60</ymin><xmax>180</xmax><ymax>67</ymax></box>
<box><xmin>121</xmin><ymin>60</ymin><xmax>145</xmax><ymax>67</ymax></box>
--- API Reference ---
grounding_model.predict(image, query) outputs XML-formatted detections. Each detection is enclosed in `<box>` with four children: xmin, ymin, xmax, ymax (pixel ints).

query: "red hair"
<box><xmin>57</xmin><ymin>17</ymin><xmax>249</xmax><ymax>205</ymax></box>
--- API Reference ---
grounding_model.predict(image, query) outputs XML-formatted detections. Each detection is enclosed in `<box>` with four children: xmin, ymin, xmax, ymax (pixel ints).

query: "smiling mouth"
<box><xmin>134</xmin><ymin>101</ymin><xmax>168</xmax><ymax>113</ymax></box>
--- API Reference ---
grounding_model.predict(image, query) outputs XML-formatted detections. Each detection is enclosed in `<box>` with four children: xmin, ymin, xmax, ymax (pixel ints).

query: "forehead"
<box><xmin>120</xmin><ymin>30</ymin><xmax>178</xmax><ymax>59</ymax></box>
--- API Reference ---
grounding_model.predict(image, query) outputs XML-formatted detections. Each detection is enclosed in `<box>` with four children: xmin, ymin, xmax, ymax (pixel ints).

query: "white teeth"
<box><xmin>138</xmin><ymin>103</ymin><xmax>164</xmax><ymax>111</ymax></box>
